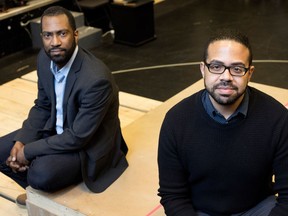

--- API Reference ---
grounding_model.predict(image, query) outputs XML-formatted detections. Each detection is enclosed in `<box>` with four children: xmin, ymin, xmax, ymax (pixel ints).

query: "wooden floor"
<box><xmin>0</xmin><ymin>70</ymin><xmax>162</xmax><ymax>216</ymax></box>
<box><xmin>0</xmin><ymin>71</ymin><xmax>287</xmax><ymax>216</ymax></box>
<box><xmin>25</xmin><ymin>80</ymin><xmax>288</xmax><ymax>216</ymax></box>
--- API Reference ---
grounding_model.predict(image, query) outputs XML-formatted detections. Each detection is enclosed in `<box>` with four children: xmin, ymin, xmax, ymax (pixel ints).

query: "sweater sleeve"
<box><xmin>158</xmin><ymin>113</ymin><xmax>197</xmax><ymax>216</ymax></box>
<box><xmin>269</xmin><ymin>112</ymin><xmax>288</xmax><ymax>216</ymax></box>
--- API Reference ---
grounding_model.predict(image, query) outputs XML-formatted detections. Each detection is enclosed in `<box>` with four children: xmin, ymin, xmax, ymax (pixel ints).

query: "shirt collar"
<box><xmin>202</xmin><ymin>88</ymin><xmax>250</xmax><ymax>123</ymax></box>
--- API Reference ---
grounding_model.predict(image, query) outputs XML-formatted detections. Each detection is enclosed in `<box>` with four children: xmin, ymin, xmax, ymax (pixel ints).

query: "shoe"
<box><xmin>16</xmin><ymin>193</ymin><xmax>26</xmax><ymax>208</ymax></box>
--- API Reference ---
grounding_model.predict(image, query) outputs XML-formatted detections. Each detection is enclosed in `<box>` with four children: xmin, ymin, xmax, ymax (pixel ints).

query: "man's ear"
<box><xmin>74</xmin><ymin>30</ymin><xmax>79</xmax><ymax>42</ymax></box>
<box><xmin>247</xmin><ymin>65</ymin><xmax>255</xmax><ymax>82</ymax></box>
<box><xmin>200</xmin><ymin>62</ymin><xmax>205</xmax><ymax>78</ymax></box>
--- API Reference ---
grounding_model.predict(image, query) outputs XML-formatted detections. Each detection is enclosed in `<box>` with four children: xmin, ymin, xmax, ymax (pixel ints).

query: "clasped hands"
<box><xmin>6</xmin><ymin>141</ymin><xmax>30</xmax><ymax>173</ymax></box>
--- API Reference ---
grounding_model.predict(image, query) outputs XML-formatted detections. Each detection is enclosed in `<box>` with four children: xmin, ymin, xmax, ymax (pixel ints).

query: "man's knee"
<box><xmin>27</xmin><ymin>169</ymin><xmax>57</xmax><ymax>191</ymax></box>
<box><xmin>27</xmin><ymin>154</ymin><xmax>82</xmax><ymax>191</ymax></box>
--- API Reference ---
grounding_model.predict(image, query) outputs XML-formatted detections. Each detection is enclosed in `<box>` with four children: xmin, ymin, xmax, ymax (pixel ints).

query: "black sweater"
<box><xmin>158</xmin><ymin>87</ymin><xmax>288</xmax><ymax>216</ymax></box>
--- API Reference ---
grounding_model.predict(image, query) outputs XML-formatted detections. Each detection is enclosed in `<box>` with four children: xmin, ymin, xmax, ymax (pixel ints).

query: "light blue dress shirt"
<box><xmin>50</xmin><ymin>46</ymin><xmax>79</xmax><ymax>134</ymax></box>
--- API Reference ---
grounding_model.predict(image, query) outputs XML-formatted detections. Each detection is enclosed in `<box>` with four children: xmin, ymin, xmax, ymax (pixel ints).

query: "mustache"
<box><xmin>214</xmin><ymin>81</ymin><xmax>238</xmax><ymax>89</ymax></box>
<box><xmin>49</xmin><ymin>48</ymin><xmax>66</xmax><ymax>53</ymax></box>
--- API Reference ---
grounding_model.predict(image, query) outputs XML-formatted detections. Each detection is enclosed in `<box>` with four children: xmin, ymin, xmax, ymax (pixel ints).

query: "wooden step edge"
<box><xmin>119</xmin><ymin>91</ymin><xmax>162</xmax><ymax>113</ymax></box>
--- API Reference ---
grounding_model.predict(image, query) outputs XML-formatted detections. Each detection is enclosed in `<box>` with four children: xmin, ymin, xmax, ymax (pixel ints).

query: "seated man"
<box><xmin>158</xmin><ymin>29</ymin><xmax>288</xmax><ymax>215</ymax></box>
<box><xmin>0</xmin><ymin>6</ymin><xmax>128</xmax><ymax>206</ymax></box>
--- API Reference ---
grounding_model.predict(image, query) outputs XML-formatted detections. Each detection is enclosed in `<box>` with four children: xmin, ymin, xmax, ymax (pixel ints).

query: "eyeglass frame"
<box><xmin>204</xmin><ymin>61</ymin><xmax>250</xmax><ymax>77</ymax></box>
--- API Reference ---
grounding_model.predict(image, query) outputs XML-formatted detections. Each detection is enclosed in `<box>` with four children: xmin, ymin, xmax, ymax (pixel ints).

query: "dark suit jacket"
<box><xmin>14</xmin><ymin>47</ymin><xmax>128</xmax><ymax>192</ymax></box>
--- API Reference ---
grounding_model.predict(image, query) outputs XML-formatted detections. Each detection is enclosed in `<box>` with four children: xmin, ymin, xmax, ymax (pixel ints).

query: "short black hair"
<box><xmin>40</xmin><ymin>6</ymin><xmax>76</xmax><ymax>32</ymax></box>
<box><xmin>203</xmin><ymin>29</ymin><xmax>253</xmax><ymax>65</ymax></box>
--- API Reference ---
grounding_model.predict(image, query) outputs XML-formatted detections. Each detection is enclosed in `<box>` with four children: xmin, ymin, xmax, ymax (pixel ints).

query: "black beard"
<box><xmin>205</xmin><ymin>81</ymin><xmax>245</xmax><ymax>105</ymax></box>
<box><xmin>50</xmin><ymin>52</ymin><xmax>66</xmax><ymax>64</ymax></box>
<box><xmin>45</xmin><ymin>41</ymin><xmax>76</xmax><ymax>68</ymax></box>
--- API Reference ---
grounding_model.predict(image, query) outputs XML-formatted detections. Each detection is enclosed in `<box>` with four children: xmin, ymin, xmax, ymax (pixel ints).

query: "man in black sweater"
<box><xmin>158</xmin><ymin>29</ymin><xmax>288</xmax><ymax>216</ymax></box>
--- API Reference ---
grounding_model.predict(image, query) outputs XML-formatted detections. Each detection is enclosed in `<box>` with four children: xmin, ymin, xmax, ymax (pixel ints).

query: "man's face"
<box><xmin>200</xmin><ymin>40</ymin><xmax>254</xmax><ymax>107</ymax></box>
<box><xmin>41</xmin><ymin>14</ymin><xmax>78</xmax><ymax>68</ymax></box>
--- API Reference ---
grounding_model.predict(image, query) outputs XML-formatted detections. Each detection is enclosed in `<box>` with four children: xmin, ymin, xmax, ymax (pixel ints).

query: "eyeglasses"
<box><xmin>204</xmin><ymin>62</ymin><xmax>250</xmax><ymax>77</ymax></box>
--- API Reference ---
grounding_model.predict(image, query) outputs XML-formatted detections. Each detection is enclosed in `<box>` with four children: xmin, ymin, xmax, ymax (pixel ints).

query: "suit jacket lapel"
<box><xmin>62</xmin><ymin>49</ymin><xmax>83</xmax><ymax>125</ymax></box>
<box><xmin>40</xmin><ymin>57</ymin><xmax>57</xmax><ymax>128</ymax></box>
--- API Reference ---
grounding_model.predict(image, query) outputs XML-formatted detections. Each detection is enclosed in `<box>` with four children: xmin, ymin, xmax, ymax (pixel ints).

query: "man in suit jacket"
<box><xmin>0</xmin><ymin>5</ymin><xmax>128</xmax><ymax>203</ymax></box>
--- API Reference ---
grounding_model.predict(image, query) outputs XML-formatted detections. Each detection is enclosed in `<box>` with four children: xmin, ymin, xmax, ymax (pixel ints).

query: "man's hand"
<box><xmin>6</xmin><ymin>141</ymin><xmax>29</xmax><ymax>172</ymax></box>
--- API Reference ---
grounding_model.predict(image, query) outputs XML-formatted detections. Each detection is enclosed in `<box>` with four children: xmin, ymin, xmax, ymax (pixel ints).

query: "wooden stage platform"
<box><xmin>0</xmin><ymin>71</ymin><xmax>287</xmax><ymax>215</ymax></box>
<box><xmin>0</xmin><ymin>70</ymin><xmax>162</xmax><ymax>216</ymax></box>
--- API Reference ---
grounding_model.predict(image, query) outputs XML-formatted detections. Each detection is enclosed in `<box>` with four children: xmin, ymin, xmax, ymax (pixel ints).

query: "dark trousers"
<box><xmin>197</xmin><ymin>195</ymin><xmax>276</xmax><ymax>216</ymax></box>
<box><xmin>0</xmin><ymin>130</ymin><xmax>82</xmax><ymax>192</ymax></box>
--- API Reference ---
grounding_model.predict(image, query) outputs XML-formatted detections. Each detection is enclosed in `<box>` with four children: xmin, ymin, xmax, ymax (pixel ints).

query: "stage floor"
<box><xmin>0</xmin><ymin>0</ymin><xmax>287</xmax><ymax>101</ymax></box>
<box><xmin>0</xmin><ymin>0</ymin><xmax>288</xmax><ymax>214</ymax></box>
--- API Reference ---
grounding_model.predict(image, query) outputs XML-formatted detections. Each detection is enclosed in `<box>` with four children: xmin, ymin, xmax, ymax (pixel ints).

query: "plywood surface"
<box><xmin>1</xmin><ymin>75</ymin><xmax>287</xmax><ymax>216</ymax></box>
<box><xmin>0</xmin><ymin>71</ymin><xmax>163</xmax><ymax>215</ymax></box>
<box><xmin>26</xmin><ymin>79</ymin><xmax>288</xmax><ymax>216</ymax></box>
<box><xmin>0</xmin><ymin>197</ymin><xmax>27</xmax><ymax>216</ymax></box>
<box><xmin>0</xmin><ymin>173</ymin><xmax>27</xmax><ymax>216</ymax></box>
